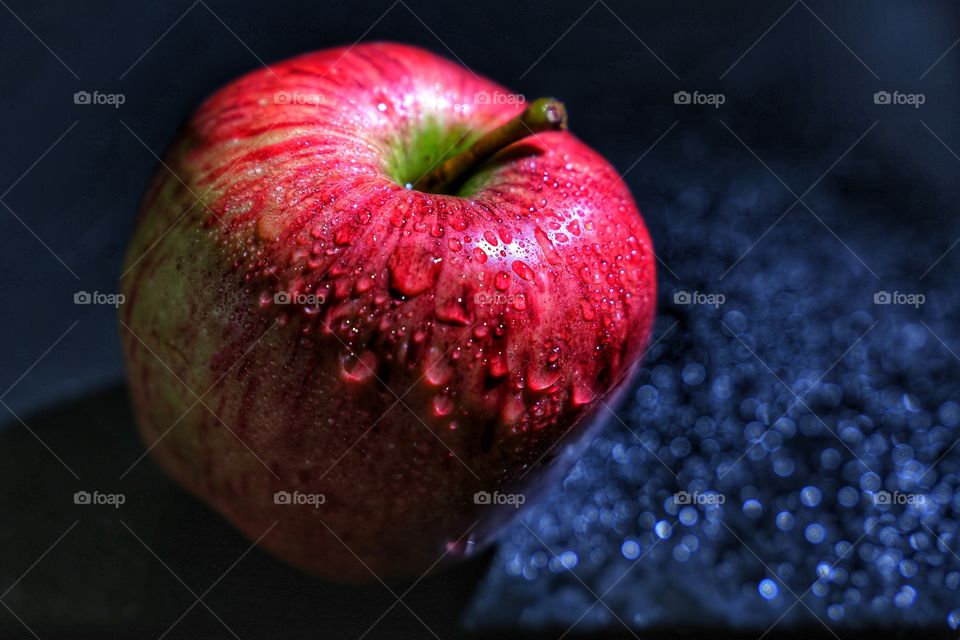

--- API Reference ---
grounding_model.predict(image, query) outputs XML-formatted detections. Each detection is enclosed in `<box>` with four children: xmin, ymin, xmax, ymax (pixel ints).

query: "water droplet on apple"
<box><xmin>356</xmin><ymin>275</ymin><xmax>374</xmax><ymax>293</ymax></box>
<box><xmin>571</xmin><ymin>380</ymin><xmax>595</xmax><ymax>406</ymax></box>
<box><xmin>334</xmin><ymin>226</ymin><xmax>352</xmax><ymax>246</ymax></box>
<box><xmin>334</xmin><ymin>279</ymin><xmax>352</xmax><ymax>299</ymax></box>
<box><xmin>528</xmin><ymin>366</ymin><xmax>561</xmax><ymax>392</ymax></box>
<box><xmin>511</xmin><ymin>261</ymin><xmax>535</xmax><ymax>281</ymax></box>
<box><xmin>424</xmin><ymin>346</ymin><xmax>454</xmax><ymax>385</ymax></box>
<box><xmin>488</xmin><ymin>354</ymin><xmax>508</xmax><ymax>379</ymax></box>
<box><xmin>436</xmin><ymin>299</ymin><xmax>470</xmax><ymax>325</ymax></box>
<box><xmin>339</xmin><ymin>350</ymin><xmax>377</xmax><ymax>383</ymax></box>
<box><xmin>432</xmin><ymin>394</ymin><xmax>454</xmax><ymax>417</ymax></box>
<box><xmin>388</xmin><ymin>246</ymin><xmax>440</xmax><ymax>297</ymax></box>
<box><xmin>534</xmin><ymin>226</ymin><xmax>562</xmax><ymax>265</ymax></box>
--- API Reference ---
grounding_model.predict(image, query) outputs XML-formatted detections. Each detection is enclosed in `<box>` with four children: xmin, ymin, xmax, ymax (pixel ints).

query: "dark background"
<box><xmin>1</xmin><ymin>1</ymin><xmax>959</xmax><ymax>638</ymax></box>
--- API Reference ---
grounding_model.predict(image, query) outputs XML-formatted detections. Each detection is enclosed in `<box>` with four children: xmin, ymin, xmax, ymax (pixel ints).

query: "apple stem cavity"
<box><xmin>412</xmin><ymin>97</ymin><xmax>568</xmax><ymax>194</ymax></box>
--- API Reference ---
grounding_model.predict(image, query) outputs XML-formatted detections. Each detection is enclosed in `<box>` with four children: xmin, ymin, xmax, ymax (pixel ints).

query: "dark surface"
<box><xmin>2</xmin><ymin>0</ymin><xmax>960</xmax><ymax>637</ymax></box>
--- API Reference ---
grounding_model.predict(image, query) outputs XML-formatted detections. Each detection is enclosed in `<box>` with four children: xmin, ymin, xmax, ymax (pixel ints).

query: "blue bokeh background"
<box><xmin>467</xmin><ymin>131</ymin><xmax>960</xmax><ymax>633</ymax></box>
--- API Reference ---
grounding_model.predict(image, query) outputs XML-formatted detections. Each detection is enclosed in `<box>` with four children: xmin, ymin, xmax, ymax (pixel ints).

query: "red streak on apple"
<box><xmin>121</xmin><ymin>42</ymin><xmax>656</xmax><ymax>583</ymax></box>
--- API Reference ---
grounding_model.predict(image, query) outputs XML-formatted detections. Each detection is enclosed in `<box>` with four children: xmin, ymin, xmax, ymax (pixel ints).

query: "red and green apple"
<box><xmin>121</xmin><ymin>42</ymin><xmax>656</xmax><ymax>583</ymax></box>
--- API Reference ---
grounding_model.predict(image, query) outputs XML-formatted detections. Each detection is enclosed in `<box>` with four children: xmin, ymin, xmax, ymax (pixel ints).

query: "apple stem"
<box><xmin>412</xmin><ymin>97</ymin><xmax>568</xmax><ymax>194</ymax></box>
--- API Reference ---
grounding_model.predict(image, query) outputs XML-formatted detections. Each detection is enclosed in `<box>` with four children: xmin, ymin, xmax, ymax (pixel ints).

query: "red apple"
<box><xmin>121</xmin><ymin>42</ymin><xmax>656</xmax><ymax>583</ymax></box>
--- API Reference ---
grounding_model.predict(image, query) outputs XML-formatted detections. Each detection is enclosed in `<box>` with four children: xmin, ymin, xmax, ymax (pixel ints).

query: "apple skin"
<box><xmin>120</xmin><ymin>42</ymin><xmax>656</xmax><ymax>583</ymax></box>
